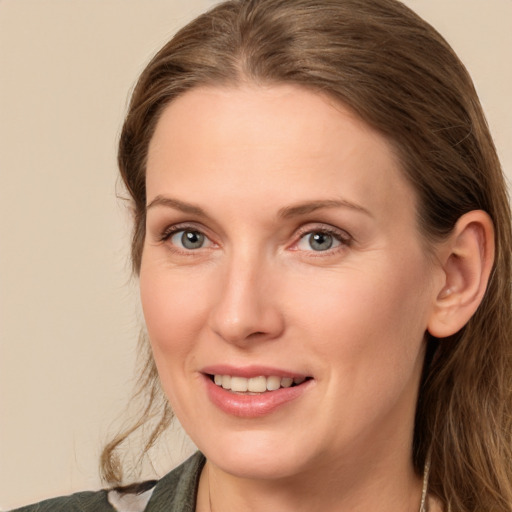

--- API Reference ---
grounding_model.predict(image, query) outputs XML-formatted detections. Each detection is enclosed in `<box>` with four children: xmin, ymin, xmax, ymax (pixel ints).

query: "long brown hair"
<box><xmin>103</xmin><ymin>1</ymin><xmax>512</xmax><ymax>509</ymax></box>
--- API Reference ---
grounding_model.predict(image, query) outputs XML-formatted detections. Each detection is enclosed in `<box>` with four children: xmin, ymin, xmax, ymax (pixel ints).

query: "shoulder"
<box><xmin>108</xmin><ymin>452</ymin><xmax>206</xmax><ymax>512</ymax></box>
<box><xmin>143</xmin><ymin>451</ymin><xmax>205</xmax><ymax>512</ymax></box>
<box><xmin>9</xmin><ymin>490</ymin><xmax>113</xmax><ymax>512</ymax></box>
<box><xmin>9</xmin><ymin>452</ymin><xmax>206</xmax><ymax>512</ymax></box>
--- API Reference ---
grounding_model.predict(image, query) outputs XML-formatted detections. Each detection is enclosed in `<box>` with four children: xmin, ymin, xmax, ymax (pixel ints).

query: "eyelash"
<box><xmin>159</xmin><ymin>223</ymin><xmax>214</xmax><ymax>251</ymax></box>
<box><xmin>293</xmin><ymin>225</ymin><xmax>353</xmax><ymax>254</ymax></box>
<box><xmin>158</xmin><ymin>223</ymin><xmax>352</xmax><ymax>254</ymax></box>
<box><xmin>160</xmin><ymin>224</ymin><xmax>197</xmax><ymax>242</ymax></box>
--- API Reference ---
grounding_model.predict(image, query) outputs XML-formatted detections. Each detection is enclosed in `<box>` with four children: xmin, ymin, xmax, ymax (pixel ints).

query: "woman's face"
<box><xmin>141</xmin><ymin>85</ymin><xmax>441</xmax><ymax>480</ymax></box>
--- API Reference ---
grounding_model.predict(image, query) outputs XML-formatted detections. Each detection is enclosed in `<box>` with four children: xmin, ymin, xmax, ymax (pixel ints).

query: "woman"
<box><xmin>12</xmin><ymin>0</ymin><xmax>512</xmax><ymax>511</ymax></box>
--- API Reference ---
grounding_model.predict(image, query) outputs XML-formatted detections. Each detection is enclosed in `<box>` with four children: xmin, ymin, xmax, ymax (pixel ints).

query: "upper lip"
<box><xmin>201</xmin><ymin>364</ymin><xmax>311</xmax><ymax>379</ymax></box>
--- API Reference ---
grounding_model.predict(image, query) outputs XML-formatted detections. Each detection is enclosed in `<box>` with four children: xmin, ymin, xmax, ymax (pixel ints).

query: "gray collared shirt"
<box><xmin>10</xmin><ymin>452</ymin><xmax>206</xmax><ymax>512</ymax></box>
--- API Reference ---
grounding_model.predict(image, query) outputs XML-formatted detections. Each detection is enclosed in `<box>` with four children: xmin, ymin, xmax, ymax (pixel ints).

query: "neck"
<box><xmin>196</xmin><ymin>453</ymin><xmax>424</xmax><ymax>512</ymax></box>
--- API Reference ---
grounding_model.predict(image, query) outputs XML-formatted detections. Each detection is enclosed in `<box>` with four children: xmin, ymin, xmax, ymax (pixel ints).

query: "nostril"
<box><xmin>247</xmin><ymin>331</ymin><xmax>266</xmax><ymax>339</ymax></box>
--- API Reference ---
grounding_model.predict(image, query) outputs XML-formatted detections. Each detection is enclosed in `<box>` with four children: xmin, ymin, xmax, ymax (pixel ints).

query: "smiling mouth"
<box><xmin>208</xmin><ymin>374</ymin><xmax>313</xmax><ymax>394</ymax></box>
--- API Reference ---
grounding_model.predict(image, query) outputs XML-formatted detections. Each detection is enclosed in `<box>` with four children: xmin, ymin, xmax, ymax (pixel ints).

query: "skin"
<box><xmin>140</xmin><ymin>84</ymin><xmax>447</xmax><ymax>512</ymax></box>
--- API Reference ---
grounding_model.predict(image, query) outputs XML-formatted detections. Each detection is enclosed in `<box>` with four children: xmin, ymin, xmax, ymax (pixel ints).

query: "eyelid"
<box><xmin>159</xmin><ymin>222</ymin><xmax>207</xmax><ymax>241</ymax></box>
<box><xmin>158</xmin><ymin>222</ymin><xmax>217</xmax><ymax>252</ymax></box>
<box><xmin>156</xmin><ymin>221</ymin><xmax>352</xmax><ymax>253</ymax></box>
<box><xmin>291</xmin><ymin>223</ymin><xmax>353</xmax><ymax>252</ymax></box>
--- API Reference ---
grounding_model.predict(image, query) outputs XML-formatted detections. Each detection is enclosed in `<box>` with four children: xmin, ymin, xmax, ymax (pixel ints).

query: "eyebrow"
<box><xmin>146</xmin><ymin>195</ymin><xmax>371</xmax><ymax>218</ymax></box>
<box><xmin>278</xmin><ymin>199</ymin><xmax>372</xmax><ymax>218</ymax></box>
<box><xmin>146</xmin><ymin>195</ymin><xmax>207</xmax><ymax>216</ymax></box>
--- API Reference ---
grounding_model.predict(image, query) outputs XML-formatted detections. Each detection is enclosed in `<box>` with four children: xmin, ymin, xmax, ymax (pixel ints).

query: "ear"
<box><xmin>427</xmin><ymin>210</ymin><xmax>495</xmax><ymax>338</ymax></box>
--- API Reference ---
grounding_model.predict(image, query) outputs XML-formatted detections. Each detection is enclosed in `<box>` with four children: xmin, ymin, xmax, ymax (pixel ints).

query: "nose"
<box><xmin>208</xmin><ymin>253</ymin><xmax>285</xmax><ymax>346</ymax></box>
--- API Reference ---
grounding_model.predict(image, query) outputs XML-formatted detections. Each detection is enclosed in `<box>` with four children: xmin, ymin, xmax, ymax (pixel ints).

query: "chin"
<box><xmin>195</xmin><ymin>428</ymin><xmax>317</xmax><ymax>480</ymax></box>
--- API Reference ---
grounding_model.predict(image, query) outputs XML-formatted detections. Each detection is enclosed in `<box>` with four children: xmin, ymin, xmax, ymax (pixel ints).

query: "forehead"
<box><xmin>149</xmin><ymin>84</ymin><xmax>390</xmax><ymax>165</ymax></box>
<box><xmin>146</xmin><ymin>84</ymin><xmax>417</xmax><ymax>226</ymax></box>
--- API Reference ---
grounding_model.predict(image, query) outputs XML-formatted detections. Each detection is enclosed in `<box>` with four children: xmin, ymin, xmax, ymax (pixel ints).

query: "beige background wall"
<box><xmin>0</xmin><ymin>0</ymin><xmax>510</xmax><ymax>509</ymax></box>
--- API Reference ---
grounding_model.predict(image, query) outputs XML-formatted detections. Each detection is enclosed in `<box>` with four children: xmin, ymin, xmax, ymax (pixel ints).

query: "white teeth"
<box><xmin>221</xmin><ymin>375</ymin><xmax>231</xmax><ymax>389</ymax></box>
<box><xmin>266</xmin><ymin>375</ymin><xmax>281</xmax><ymax>391</ymax></box>
<box><xmin>230</xmin><ymin>376</ymin><xmax>248</xmax><ymax>392</ymax></box>
<box><xmin>212</xmin><ymin>374</ymin><xmax>307</xmax><ymax>392</ymax></box>
<box><xmin>248</xmin><ymin>376</ymin><xmax>267</xmax><ymax>392</ymax></box>
<box><xmin>280</xmin><ymin>377</ymin><xmax>293</xmax><ymax>388</ymax></box>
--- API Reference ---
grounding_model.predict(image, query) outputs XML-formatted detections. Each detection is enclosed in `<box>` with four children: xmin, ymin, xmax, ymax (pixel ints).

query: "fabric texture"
<box><xmin>108</xmin><ymin>486</ymin><xmax>156</xmax><ymax>512</ymax></box>
<box><xmin>9</xmin><ymin>452</ymin><xmax>206</xmax><ymax>512</ymax></box>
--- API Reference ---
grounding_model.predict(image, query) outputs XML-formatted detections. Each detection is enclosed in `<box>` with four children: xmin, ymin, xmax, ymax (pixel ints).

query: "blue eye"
<box><xmin>297</xmin><ymin>230</ymin><xmax>344</xmax><ymax>252</ymax></box>
<box><xmin>170</xmin><ymin>230</ymin><xmax>208</xmax><ymax>250</ymax></box>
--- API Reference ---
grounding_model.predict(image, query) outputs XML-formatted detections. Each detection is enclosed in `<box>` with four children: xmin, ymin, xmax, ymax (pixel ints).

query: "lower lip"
<box><xmin>203</xmin><ymin>375</ymin><xmax>313</xmax><ymax>418</ymax></box>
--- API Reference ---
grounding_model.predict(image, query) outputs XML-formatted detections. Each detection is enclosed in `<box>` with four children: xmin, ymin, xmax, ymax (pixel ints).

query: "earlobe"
<box><xmin>427</xmin><ymin>210</ymin><xmax>495</xmax><ymax>338</ymax></box>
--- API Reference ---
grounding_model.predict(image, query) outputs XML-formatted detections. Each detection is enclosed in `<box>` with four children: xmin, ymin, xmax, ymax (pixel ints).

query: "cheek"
<box><xmin>288</xmin><ymin>254</ymin><xmax>433</xmax><ymax>373</ymax></box>
<box><xmin>139</xmin><ymin>264</ymin><xmax>212</xmax><ymax>420</ymax></box>
<box><xmin>139</xmin><ymin>264</ymin><xmax>208</xmax><ymax>365</ymax></box>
